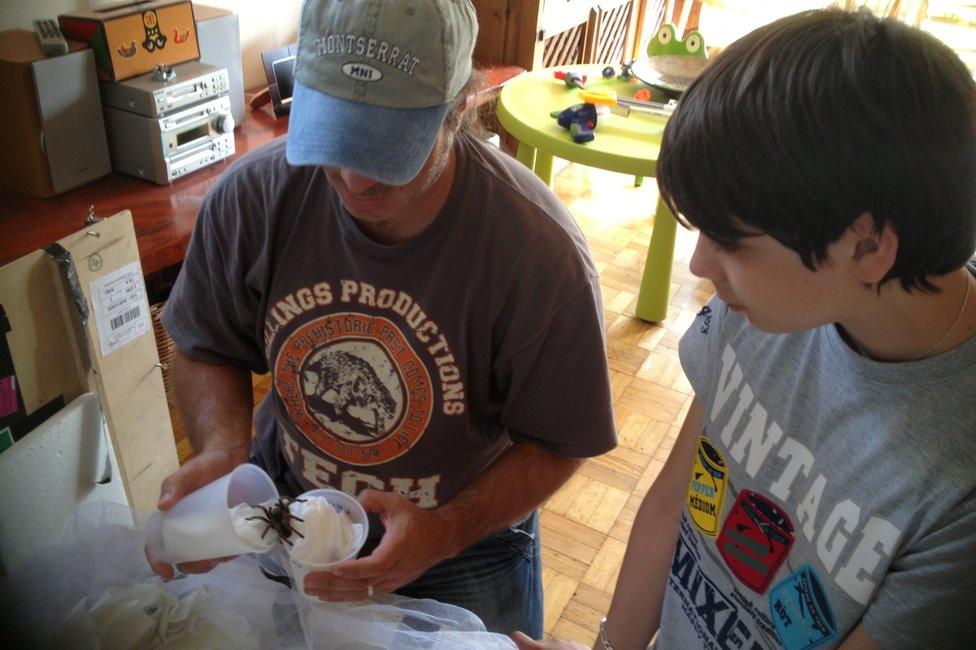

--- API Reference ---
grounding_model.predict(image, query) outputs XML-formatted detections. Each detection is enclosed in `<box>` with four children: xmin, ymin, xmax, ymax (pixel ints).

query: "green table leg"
<box><xmin>515</xmin><ymin>141</ymin><xmax>536</xmax><ymax>172</ymax></box>
<box><xmin>635</xmin><ymin>197</ymin><xmax>678</xmax><ymax>322</ymax></box>
<box><xmin>533</xmin><ymin>150</ymin><xmax>554</xmax><ymax>187</ymax></box>
<box><xmin>514</xmin><ymin>141</ymin><xmax>553</xmax><ymax>188</ymax></box>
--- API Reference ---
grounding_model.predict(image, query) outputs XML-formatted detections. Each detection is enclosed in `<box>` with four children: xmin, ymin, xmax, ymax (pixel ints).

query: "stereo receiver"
<box><xmin>100</xmin><ymin>60</ymin><xmax>229</xmax><ymax>118</ymax></box>
<box><xmin>100</xmin><ymin>59</ymin><xmax>234</xmax><ymax>184</ymax></box>
<box><xmin>103</xmin><ymin>94</ymin><xmax>234</xmax><ymax>184</ymax></box>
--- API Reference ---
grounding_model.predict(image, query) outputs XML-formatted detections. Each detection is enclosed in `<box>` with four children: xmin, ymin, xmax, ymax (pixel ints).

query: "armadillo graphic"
<box><xmin>302</xmin><ymin>349</ymin><xmax>397</xmax><ymax>438</ymax></box>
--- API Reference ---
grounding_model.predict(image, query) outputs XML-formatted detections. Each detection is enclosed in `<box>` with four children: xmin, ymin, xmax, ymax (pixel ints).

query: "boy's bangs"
<box><xmin>657</xmin><ymin>96</ymin><xmax>766</xmax><ymax>248</ymax></box>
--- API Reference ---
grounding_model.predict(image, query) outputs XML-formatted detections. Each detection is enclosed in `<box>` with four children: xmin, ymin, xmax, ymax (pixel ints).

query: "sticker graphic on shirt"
<box><xmin>770</xmin><ymin>565</ymin><xmax>838</xmax><ymax>649</ymax></box>
<box><xmin>718</xmin><ymin>489</ymin><xmax>795</xmax><ymax>593</ymax></box>
<box><xmin>688</xmin><ymin>435</ymin><xmax>727</xmax><ymax>536</ymax></box>
<box><xmin>670</xmin><ymin>514</ymin><xmax>782</xmax><ymax>648</ymax></box>
<box><xmin>275</xmin><ymin>312</ymin><xmax>433</xmax><ymax>466</ymax></box>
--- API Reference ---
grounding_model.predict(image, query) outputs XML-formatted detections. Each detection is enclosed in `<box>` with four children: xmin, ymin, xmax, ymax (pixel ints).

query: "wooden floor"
<box><xmin>172</xmin><ymin>159</ymin><xmax>713</xmax><ymax>644</ymax></box>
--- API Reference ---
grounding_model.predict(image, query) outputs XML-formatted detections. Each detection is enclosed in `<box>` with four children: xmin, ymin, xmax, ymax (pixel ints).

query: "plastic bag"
<box><xmin>240</xmin><ymin>537</ymin><xmax>518</xmax><ymax>649</ymax></box>
<box><xmin>301</xmin><ymin>595</ymin><xmax>519</xmax><ymax>649</ymax></box>
<box><xmin>1</xmin><ymin>501</ymin><xmax>299</xmax><ymax>648</ymax></box>
<box><xmin>50</xmin><ymin>581</ymin><xmax>266</xmax><ymax>648</ymax></box>
<box><xmin>0</xmin><ymin>500</ymin><xmax>517</xmax><ymax>649</ymax></box>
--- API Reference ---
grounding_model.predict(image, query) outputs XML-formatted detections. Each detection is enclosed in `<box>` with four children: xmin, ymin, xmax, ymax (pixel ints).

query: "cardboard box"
<box><xmin>0</xmin><ymin>211</ymin><xmax>179</xmax><ymax>551</ymax></box>
<box><xmin>59</xmin><ymin>1</ymin><xmax>199</xmax><ymax>82</ymax></box>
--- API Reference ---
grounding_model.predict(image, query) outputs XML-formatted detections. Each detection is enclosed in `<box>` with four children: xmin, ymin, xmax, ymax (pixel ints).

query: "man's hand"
<box><xmin>303</xmin><ymin>442</ymin><xmax>581</xmax><ymax>601</ymax></box>
<box><xmin>302</xmin><ymin>489</ymin><xmax>454</xmax><ymax>601</ymax></box>
<box><xmin>510</xmin><ymin>632</ymin><xmax>587</xmax><ymax>649</ymax></box>
<box><xmin>145</xmin><ymin>448</ymin><xmax>243</xmax><ymax>580</ymax></box>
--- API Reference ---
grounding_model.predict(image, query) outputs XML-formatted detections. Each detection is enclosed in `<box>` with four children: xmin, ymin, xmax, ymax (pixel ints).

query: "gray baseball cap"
<box><xmin>286</xmin><ymin>0</ymin><xmax>478</xmax><ymax>185</ymax></box>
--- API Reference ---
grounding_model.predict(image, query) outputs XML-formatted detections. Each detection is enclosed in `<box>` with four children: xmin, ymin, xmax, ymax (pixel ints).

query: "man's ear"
<box><xmin>458</xmin><ymin>92</ymin><xmax>472</xmax><ymax>114</ymax></box>
<box><xmin>846</xmin><ymin>213</ymin><xmax>898</xmax><ymax>285</ymax></box>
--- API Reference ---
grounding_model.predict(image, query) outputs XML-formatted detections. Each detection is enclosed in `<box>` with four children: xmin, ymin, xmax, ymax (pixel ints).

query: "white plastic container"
<box><xmin>145</xmin><ymin>463</ymin><xmax>279</xmax><ymax>564</ymax></box>
<box><xmin>286</xmin><ymin>488</ymin><xmax>369</xmax><ymax>598</ymax></box>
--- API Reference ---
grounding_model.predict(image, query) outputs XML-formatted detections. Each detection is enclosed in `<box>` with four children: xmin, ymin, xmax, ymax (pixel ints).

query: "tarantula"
<box><xmin>245</xmin><ymin>496</ymin><xmax>307</xmax><ymax>546</ymax></box>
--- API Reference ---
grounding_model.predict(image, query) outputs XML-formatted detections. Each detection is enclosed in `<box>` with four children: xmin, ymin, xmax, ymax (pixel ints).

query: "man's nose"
<box><xmin>339</xmin><ymin>168</ymin><xmax>381</xmax><ymax>193</ymax></box>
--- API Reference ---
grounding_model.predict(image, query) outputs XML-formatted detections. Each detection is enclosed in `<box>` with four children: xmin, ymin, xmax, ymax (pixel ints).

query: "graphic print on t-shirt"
<box><xmin>769</xmin><ymin>564</ymin><xmax>838</xmax><ymax>649</ymax></box>
<box><xmin>301</xmin><ymin>343</ymin><xmax>403</xmax><ymax>441</ymax></box>
<box><xmin>718</xmin><ymin>489</ymin><xmax>796</xmax><ymax>594</ymax></box>
<box><xmin>688</xmin><ymin>435</ymin><xmax>728</xmax><ymax>536</ymax></box>
<box><xmin>669</xmin><ymin>514</ymin><xmax>782</xmax><ymax>648</ymax></box>
<box><xmin>275</xmin><ymin>312</ymin><xmax>434</xmax><ymax>466</ymax></box>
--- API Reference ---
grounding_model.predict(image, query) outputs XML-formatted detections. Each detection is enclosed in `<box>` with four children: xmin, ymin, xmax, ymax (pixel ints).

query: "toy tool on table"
<box><xmin>550</xmin><ymin>103</ymin><xmax>599</xmax><ymax>143</ymax></box>
<box><xmin>600</xmin><ymin>63</ymin><xmax>636</xmax><ymax>81</ymax></box>
<box><xmin>577</xmin><ymin>90</ymin><xmax>676</xmax><ymax>117</ymax></box>
<box><xmin>553</xmin><ymin>70</ymin><xmax>587</xmax><ymax>89</ymax></box>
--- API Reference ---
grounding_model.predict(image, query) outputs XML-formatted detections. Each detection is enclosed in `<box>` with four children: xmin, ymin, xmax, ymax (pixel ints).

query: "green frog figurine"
<box><xmin>642</xmin><ymin>22</ymin><xmax>708</xmax><ymax>91</ymax></box>
<box><xmin>646</xmin><ymin>23</ymin><xmax>707</xmax><ymax>59</ymax></box>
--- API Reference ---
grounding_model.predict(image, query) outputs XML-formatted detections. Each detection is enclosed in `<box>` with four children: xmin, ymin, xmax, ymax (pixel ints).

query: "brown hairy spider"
<box><xmin>245</xmin><ymin>496</ymin><xmax>307</xmax><ymax>546</ymax></box>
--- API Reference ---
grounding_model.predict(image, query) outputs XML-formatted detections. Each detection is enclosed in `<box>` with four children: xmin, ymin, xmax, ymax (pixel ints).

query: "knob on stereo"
<box><xmin>215</xmin><ymin>113</ymin><xmax>235</xmax><ymax>134</ymax></box>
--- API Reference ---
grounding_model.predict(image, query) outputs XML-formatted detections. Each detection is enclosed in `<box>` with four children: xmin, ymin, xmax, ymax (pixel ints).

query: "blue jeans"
<box><xmin>393</xmin><ymin>511</ymin><xmax>543</xmax><ymax>638</ymax></box>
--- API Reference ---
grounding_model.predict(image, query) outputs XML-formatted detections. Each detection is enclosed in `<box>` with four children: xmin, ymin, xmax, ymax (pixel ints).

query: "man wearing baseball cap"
<box><xmin>155</xmin><ymin>0</ymin><xmax>617</xmax><ymax>636</ymax></box>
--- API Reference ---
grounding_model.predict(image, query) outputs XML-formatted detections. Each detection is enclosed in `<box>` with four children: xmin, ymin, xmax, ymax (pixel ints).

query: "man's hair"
<box><xmin>444</xmin><ymin>69</ymin><xmax>492</xmax><ymax>141</ymax></box>
<box><xmin>657</xmin><ymin>8</ymin><xmax>976</xmax><ymax>290</ymax></box>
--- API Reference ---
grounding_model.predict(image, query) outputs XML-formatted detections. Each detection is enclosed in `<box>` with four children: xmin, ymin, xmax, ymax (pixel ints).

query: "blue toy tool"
<box><xmin>551</xmin><ymin>103</ymin><xmax>598</xmax><ymax>143</ymax></box>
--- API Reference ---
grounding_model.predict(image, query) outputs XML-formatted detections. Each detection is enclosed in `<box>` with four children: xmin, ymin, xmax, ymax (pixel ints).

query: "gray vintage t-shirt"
<box><xmin>653</xmin><ymin>295</ymin><xmax>976</xmax><ymax>649</ymax></box>
<box><xmin>163</xmin><ymin>133</ymin><xmax>616</xmax><ymax>526</ymax></box>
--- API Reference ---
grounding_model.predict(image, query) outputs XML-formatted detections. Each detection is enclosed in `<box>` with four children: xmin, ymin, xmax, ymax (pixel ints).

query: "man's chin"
<box><xmin>340</xmin><ymin>194</ymin><xmax>395</xmax><ymax>219</ymax></box>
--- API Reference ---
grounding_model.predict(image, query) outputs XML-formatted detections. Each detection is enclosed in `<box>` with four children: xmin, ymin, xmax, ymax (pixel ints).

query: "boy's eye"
<box><xmin>713</xmin><ymin>240</ymin><xmax>741</xmax><ymax>253</ymax></box>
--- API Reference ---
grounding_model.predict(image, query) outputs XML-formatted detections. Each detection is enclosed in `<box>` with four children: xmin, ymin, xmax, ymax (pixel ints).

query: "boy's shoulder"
<box><xmin>683</xmin><ymin>294</ymin><xmax>976</xmax><ymax>425</ymax></box>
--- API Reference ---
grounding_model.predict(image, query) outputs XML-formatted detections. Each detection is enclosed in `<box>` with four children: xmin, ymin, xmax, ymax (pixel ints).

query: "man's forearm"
<box><xmin>172</xmin><ymin>349</ymin><xmax>254</xmax><ymax>461</ymax></box>
<box><xmin>434</xmin><ymin>442</ymin><xmax>583</xmax><ymax>557</ymax></box>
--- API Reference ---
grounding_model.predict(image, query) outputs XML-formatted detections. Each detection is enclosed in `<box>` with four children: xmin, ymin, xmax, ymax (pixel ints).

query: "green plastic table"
<box><xmin>496</xmin><ymin>64</ymin><xmax>678</xmax><ymax>322</ymax></box>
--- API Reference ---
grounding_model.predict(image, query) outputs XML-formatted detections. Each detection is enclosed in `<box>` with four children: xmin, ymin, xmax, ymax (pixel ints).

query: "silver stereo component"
<box><xmin>100</xmin><ymin>61</ymin><xmax>230</xmax><ymax>118</ymax></box>
<box><xmin>100</xmin><ymin>59</ymin><xmax>236</xmax><ymax>185</ymax></box>
<box><xmin>103</xmin><ymin>95</ymin><xmax>235</xmax><ymax>185</ymax></box>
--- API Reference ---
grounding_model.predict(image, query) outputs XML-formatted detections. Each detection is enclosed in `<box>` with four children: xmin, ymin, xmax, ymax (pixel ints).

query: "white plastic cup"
<box><xmin>287</xmin><ymin>488</ymin><xmax>369</xmax><ymax>598</ymax></box>
<box><xmin>146</xmin><ymin>463</ymin><xmax>280</xmax><ymax>565</ymax></box>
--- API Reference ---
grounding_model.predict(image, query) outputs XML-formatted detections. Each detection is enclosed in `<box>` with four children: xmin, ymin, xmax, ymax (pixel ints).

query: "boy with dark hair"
<box><xmin>514</xmin><ymin>8</ymin><xmax>975</xmax><ymax>649</ymax></box>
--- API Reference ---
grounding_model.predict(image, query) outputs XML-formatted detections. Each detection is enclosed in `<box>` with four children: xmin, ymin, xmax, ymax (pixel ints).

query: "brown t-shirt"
<box><xmin>163</xmin><ymin>133</ymin><xmax>616</xmax><ymax>528</ymax></box>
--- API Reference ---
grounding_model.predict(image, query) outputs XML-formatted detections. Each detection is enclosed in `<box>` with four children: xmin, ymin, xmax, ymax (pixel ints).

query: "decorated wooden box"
<box><xmin>59</xmin><ymin>1</ymin><xmax>199</xmax><ymax>82</ymax></box>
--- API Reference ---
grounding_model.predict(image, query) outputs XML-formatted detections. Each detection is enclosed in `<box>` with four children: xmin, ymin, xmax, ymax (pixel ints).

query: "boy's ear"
<box><xmin>845</xmin><ymin>213</ymin><xmax>898</xmax><ymax>284</ymax></box>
